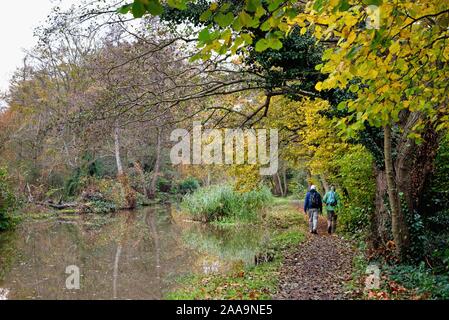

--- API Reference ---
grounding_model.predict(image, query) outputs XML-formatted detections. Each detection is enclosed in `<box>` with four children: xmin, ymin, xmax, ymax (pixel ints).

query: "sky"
<box><xmin>0</xmin><ymin>0</ymin><xmax>70</xmax><ymax>93</ymax></box>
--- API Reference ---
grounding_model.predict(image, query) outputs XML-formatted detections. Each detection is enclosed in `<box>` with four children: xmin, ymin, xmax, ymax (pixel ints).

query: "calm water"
<box><xmin>0</xmin><ymin>205</ymin><xmax>269</xmax><ymax>300</ymax></box>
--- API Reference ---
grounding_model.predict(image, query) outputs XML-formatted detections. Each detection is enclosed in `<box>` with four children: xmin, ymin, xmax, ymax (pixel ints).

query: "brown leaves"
<box><xmin>367</xmin><ymin>290</ymin><xmax>390</xmax><ymax>300</ymax></box>
<box><xmin>275</xmin><ymin>216</ymin><xmax>356</xmax><ymax>300</ymax></box>
<box><xmin>388</xmin><ymin>280</ymin><xmax>407</xmax><ymax>295</ymax></box>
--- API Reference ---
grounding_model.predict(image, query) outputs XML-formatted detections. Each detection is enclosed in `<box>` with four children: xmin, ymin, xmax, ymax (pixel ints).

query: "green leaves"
<box><xmin>119</xmin><ymin>0</ymin><xmax>164</xmax><ymax>18</ymax></box>
<box><xmin>199</xmin><ymin>9</ymin><xmax>212</xmax><ymax>22</ymax></box>
<box><xmin>268</xmin><ymin>37</ymin><xmax>283</xmax><ymax>50</ymax></box>
<box><xmin>362</xmin><ymin>0</ymin><xmax>383</xmax><ymax>6</ymax></box>
<box><xmin>146</xmin><ymin>0</ymin><xmax>164</xmax><ymax>16</ymax></box>
<box><xmin>131</xmin><ymin>1</ymin><xmax>146</xmax><ymax>18</ymax></box>
<box><xmin>255</xmin><ymin>32</ymin><xmax>283</xmax><ymax>52</ymax></box>
<box><xmin>268</xmin><ymin>0</ymin><xmax>284</xmax><ymax>12</ymax></box>
<box><xmin>198</xmin><ymin>28</ymin><xmax>211</xmax><ymax>42</ymax></box>
<box><xmin>245</xmin><ymin>0</ymin><xmax>261</xmax><ymax>13</ymax></box>
<box><xmin>214</xmin><ymin>12</ymin><xmax>234</xmax><ymax>28</ymax></box>
<box><xmin>117</xmin><ymin>4</ymin><xmax>132</xmax><ymax>14</ymax></box>
<box><xmin>167</xmin><ymin>0</ymin><xmax>188</xmax><ymax>10</ymax></box>
<box><xmin>120</xmin><ymin>0</ymin><xmax>188</xmax><ymax>18</ymax></box>
<box><xmin>255</xmin><ymin>39</ymin><xmax>270</xmax><ymax>52</ymax></box>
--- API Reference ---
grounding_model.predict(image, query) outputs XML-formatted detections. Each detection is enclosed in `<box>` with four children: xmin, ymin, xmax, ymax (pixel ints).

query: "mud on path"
<box><xmin>274</xmin><ymin>202</ymin><xmax>356</xmax><ymax>300</ymax></box>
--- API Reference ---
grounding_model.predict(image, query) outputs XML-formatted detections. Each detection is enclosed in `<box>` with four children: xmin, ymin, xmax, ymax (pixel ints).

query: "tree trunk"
<box><xmin>282</xmin><ymin>166</ymin><xmax>288</xmax><ymax>196</ymax></box>
<box><xmin>384</xmin><ymin>124</ymin><xmax>409</xmax><ymax>258</ymax></box>
<box><xmin>114</xmin><ymin>123</ymin><xmax>136</xmax><ymax>209</ymax></box>
<box><xmin>273</xmin><ymin>173</ymin><xmax>284</xmax><ymax>196</ymax></box>
<box><xmin>114</xmin><ymin>124</ymin><xmax>124</xmax><ymax>176</ymax></box>
<box><xmin>206</xmin><ymin>168</ymin><xmax>211</xmax><ymax>187</ymax></box>
<box><xmin>370</xmin><ymin>167</ymin><xmax>390</xmax><ymax>250</ymax></box>
<box><xmin>320</xmin><ymin>175</ymin><xmax>330</xmax><ymax>193</ymax></box>
<box><xmin>148</xmin><ymin>127</ymin><xmax>162</xmax><ymax>199</ymax></box>
<box><xmin>396</xmin><ymin>122</ymin><xmax>439</xmax><ymax>216</ymax></box>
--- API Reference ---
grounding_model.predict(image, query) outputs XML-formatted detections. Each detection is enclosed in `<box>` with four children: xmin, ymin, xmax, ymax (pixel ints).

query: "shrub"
<box><xmin>178</xmin><ymin>177</ymin><xmax>200</xmax><ymax>194</ymax></box>
<box><xmin>181</xmin><ymin>185</ymin><xmax>273</xmax><ymax>222</ymax></box>
<box><xmin>0</xmin><ymin>168</ymin><xmax>18</xmax><ymax>231</ymax></box>
<box><xmin>157</xmin><ymin>177</ymin><xmax>172</xmax><ymax>193</ymax></box>
<box><xmin>77</xmin><ymin>177</ymin><xmax>128</xmax><ymax>213</ymax></box>
<box><xmin>96</xmin><ymin>178</ymin><xmax>128</xmax><ymax>209</ymax></box>
<box><xmin>334</xmin><ymin>145</ymin><xmax>376</xmax><ymax>235</ymax></box>
<box><xmin>386</xmin><ymin>262</ymin><xmax>449</xmax><ymax>299</ymax></box>
<box><xmin>64</xmin><ymin>168</ymin><xmax>83</xmax><ymax>198</ymax></box>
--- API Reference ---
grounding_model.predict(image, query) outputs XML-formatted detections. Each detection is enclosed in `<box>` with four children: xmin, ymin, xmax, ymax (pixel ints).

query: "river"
<box><xmin>0</xmin><ymin>205</ymin><xmax>269</xmax><ymax>300</ymax></box>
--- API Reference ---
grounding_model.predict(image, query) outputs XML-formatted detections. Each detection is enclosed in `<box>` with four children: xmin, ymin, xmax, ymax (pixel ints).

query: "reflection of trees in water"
<box><xmin>145</xmin><ymin>208</ymin><xmax>161</xmax><ymax>297</ymax></box>
<box><xmin>181</xmin><ymin>224</ymin><xmax>268</xmax><ymax>266</ymax></box>
<box><xmin>0</xmin><ymin>208</ymin><xmax>173</xmax><ymax>299</ymax></box>
<box><xmin>0</xmin><ymin>221</ymin><xmax>92</xmax><ymax>299</ymax></box>
<box><xmin>1</xmin><ymin>206</ymin><xmax>258</xmax><ymax>299</ymax></box>
<box><xmin>112</xmin><ymin>211</ymin><xmax>135</xmax><ymax>299</ymax></box>
<box><xmin>0</xmin><ymin>230</ymin><xmax>18</xmax><ymax>282</ymax></box>
<box><xmin>112</xmin><ymin>244</ymin><xmax>122</xmax><ymax>299</ymax></box>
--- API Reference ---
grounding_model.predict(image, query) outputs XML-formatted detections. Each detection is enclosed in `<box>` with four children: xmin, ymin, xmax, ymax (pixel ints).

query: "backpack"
<box><xmin>310</xmin><ymin>191</ymin><xmax>320</xmax><ymax>208</ymax></box>
<box><xmin>327</xmin><ymin>191</ymin><xmax>337</xmax><ymax>206</ymax></box>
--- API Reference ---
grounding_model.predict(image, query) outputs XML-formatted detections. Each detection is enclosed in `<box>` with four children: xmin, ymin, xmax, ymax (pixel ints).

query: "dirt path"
<box><xmin>274</xmin><ymin>202</ymin><xmax>356</xmax><ymax>300</ymax></box>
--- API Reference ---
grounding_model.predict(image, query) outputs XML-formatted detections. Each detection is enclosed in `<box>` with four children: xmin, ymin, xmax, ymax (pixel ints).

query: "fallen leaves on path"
<box><xmin>274</xmin><ymin>211</ymin><xmax>355</xmax><ymax>300</ymax></box>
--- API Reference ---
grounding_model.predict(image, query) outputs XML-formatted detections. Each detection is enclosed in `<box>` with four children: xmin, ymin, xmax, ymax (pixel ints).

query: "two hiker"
<box><xmin>304</xmin><ymin>185</ymin><xmax>340</xmax><ymax>235</ymax></box>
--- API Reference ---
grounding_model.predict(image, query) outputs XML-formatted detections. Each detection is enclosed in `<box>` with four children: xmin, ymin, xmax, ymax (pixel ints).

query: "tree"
<box><xmin>120</xmin><ymin>0</ymin><xmax>449</xmax><ymax>258</ymax></box>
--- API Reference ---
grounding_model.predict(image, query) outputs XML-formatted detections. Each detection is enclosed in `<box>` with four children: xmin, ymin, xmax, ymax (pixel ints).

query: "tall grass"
<box><xmin>181</xmin><ymin>185</ymin><xmax>273</xmax><ymax>222</ymax></box>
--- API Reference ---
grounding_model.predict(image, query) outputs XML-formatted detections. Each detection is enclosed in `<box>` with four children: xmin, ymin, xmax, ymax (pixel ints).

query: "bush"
<box><xmin>334</xmin><ymin>145</ymin><xmax>376</xmax><ymax>235</ymax></box>
<box><xmin>178</xmin><ymin>177</ymin><xmax>200</xmax><ymax>194</ymax></box>
<box><xmin>96</xmin><ymin>178</ymin><xmax>128</xmax><ymax>209</ymax></box>
<box><xmin>181</xmin><ymin>185</ymin><xmax>273</xmax><ymax>222</ymax></box>
<box><xmin>0</xmin><ymin>168</ymin><xmax>18</xmax><ymax>231</ymax></box>
<box><xmin>64</xmin><ymin>168</ymin><xmax>83</xmax><ymax>198</ymax></box>
<box><xmin>386</xmin><ymin>262</ymin><xmax>449</xmax><ymax>299</ymax></box>
<box><xmin>77</xmin><ymin>177</ymin><xmax>128</xmax><ymax>213</ymax></box>
<box><xmin>157</xmin><ymin>177</ymin><xmax>172</xmax><ymax>193</ymax></box>
<box><xmin>89</xmin><ymin>198</ymin><xmax>117</xmax><ymax>214</ymax></box>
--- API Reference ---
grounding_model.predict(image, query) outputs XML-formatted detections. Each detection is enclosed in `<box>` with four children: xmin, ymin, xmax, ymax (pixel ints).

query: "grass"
<box><xmin>271</xmin><ymin>195</ymin><xmax>298</xmax><ymax>206</ymax></box>
<box><xmin>166</xmin><ymin>201</ymin><xmax>307</xmax><ymax>300</ymax></box>
<box><xmin>181</xmin><ymin>185</ymin><xmax>273</xmax><ymax>223</ymax></box>
<box><xmin>166</xmin><ymin>261</ymin><xmax>281</xmax><ymax>300</ymax></box>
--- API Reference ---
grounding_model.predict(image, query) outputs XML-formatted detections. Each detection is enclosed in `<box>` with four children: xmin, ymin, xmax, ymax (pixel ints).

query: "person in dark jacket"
<box><xmin>304</xmin><ymin>185</ymin><xmax>323</xmax><ymax>234</ymax></box>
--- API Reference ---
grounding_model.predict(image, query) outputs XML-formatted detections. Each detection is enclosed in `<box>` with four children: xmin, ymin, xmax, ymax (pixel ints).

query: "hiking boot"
<box><xmin>313</xmin><ymin>230</ymin><xmax>318</xmax><ymax>235</ymax></box>
<box><xmin>327</xmin><ymin>226</ymin><xmax>331</xmax><ymax>234</ymax></box>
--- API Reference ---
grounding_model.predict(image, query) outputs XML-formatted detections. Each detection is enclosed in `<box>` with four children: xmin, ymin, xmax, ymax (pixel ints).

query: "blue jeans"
<box><xmin>308</xmin><ymin>208</ymin><xmax>319</xmax><ymax>232</ymax></box>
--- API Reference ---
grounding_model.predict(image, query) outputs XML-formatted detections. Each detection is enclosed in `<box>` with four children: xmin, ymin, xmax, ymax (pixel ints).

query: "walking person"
<box><xmin>304</xmin><ymin>185</ymin><xmax>322</xmax><ymax>234</ymax></box>
<box><xmin>323</xmin><ymin>186</ymin><xmax>340</xmax><ymax>234</ymax></box>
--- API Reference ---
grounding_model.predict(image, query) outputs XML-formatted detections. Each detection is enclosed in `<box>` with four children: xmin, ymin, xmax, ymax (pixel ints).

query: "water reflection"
<box><xmin>0</xmin><ymin>205</ymin><xmax>267</xmax><ymax>300</ymax></box>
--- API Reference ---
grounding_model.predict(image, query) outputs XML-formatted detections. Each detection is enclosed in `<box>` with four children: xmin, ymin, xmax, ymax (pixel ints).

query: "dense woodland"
<box><xmin>1</xmin><ymin>0</ymin><xmax>449</xmax><ymax>299</ymax></box>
